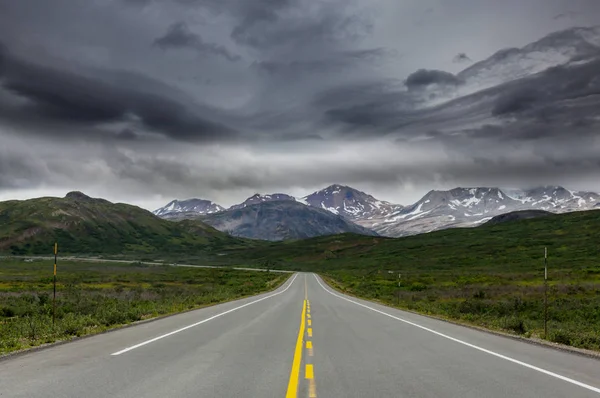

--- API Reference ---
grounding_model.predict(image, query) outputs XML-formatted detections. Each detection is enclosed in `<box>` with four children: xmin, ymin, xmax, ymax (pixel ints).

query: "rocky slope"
<box><xmin>199</xmin><ymin>200</ymin><xmax>378</xmax><ymax>241</ymax></box>
<box><xmin>300</xmin><ymin>184</ymin><xmax>402</xmax><ymax>221</ymax></box>
<box><xmin>228</xmin><ymin>193</ymin><xmax>296</xmax><ymax>210</ymax></box>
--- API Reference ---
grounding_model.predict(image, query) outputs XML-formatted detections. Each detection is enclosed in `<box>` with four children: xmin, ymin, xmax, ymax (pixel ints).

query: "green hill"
<box><xmin>236</xmin><ymin>209</ymin><xmax>600</xmax><ymax>271</ymax></box>
<box><xmin>233</xmin><ymin>210</ymin><xmax>600</xmax><ymax>350</ymax></box>
<box><xmin>0</xmin><ymin>192</ymin><xmax>250</xmax><ymax>256</ymax></box>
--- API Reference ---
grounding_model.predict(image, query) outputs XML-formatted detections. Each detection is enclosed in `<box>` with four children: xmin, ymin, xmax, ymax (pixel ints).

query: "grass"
<box><xmin>3</xmin><ymin>196</ymin><xmax>600</xmax><ymax>352</ymax></box>
<box><xmin>229</xmin><ymin>210</ymin><xmax>600</xmax><ymax>351</ymax></box>
<box><xmin>0</xmin><ymin>258</ymin><xmax>288</xmax><ymax>355</ymax></box>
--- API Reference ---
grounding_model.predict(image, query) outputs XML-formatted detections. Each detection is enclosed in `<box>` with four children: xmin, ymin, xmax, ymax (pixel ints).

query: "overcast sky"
<box><xmin>1</xmin><ymin>0</ymin><xmax>599</xmax><ymax>210</ymax></box>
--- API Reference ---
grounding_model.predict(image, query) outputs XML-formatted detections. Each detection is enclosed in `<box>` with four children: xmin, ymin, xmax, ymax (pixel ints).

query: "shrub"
<box><xmin>504</xmin><ymin>317</ymin><xmax>527</xmax><ymax>334</ymax></box>
<box><xmin>549</xmin><ymin>329</ymin><xmax>572</xmax><ymax>345</ymax></box>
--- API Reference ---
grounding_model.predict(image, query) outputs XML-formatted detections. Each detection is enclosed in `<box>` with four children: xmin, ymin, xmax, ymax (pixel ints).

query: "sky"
<box><xmin>1</xmin><ymin>0</ymin><xmax>600</xmax><ymax>210</ymax></box>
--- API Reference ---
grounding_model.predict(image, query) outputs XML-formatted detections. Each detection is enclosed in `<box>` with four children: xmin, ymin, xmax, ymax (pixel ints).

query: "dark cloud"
<box><xmin>553</xmin><ymin>11</ymin><xmax>578</xmax><ymax>20</ymax></box>
<box><xmin>492</xmin><ymin>58</ymin><xmax>600</xmax><ymax>117</ymax></box>
<box><xmin>453</xmin><ymin>53</ymin><xmax>472</xmax><ymax>63</ymax></box>
<box><xmin>122</xmin><ymin>0</ymin><xmax>152</xmax><ymax>5</ymax></box>
<box><xmin>116</xmin><ymin>128</ymin><xmax>138</xmax><ymax>140</ymax></box>
<box><xmin>153</xmin><ymin>22</ymin><xmax>241</xmax><ymax>62</ymax></box>
<box><xmin>492</xmin><ymin>88</ymin><xmax>540</xmax><ymax>115</ymax></box>
<box><xmin>3</xmin><ymin>0</ymin><xmax>600</xmax><ymax>208</ymax></box>
<box><xmin>404</xmin><ymin>69</ymin><xmax>462</xmax><ymax>89</ymax></box>
<box><xmin>254</xmin><ymin>48</ymin><xmax>394</xmax><ymax>76</ymax></box>
<box><xmin>0</xmin><ymin>45</ymin><xmax>237</xmax><ymax>142</ymax></box>
<box><xmin>0</xmin><ymin>152</ymin><xmax>47</xmax><ymax>189</ymax></box>
<box><xmin>203</xmin><ymin>0</ymin><xmax>374</xmax><ymax>49</ymax></box>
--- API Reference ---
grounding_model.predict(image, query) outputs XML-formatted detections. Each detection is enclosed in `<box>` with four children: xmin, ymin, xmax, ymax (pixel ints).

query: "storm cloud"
<box><xmin>405</xmin><ymin>69</ymin><xmax>463</xmax><ymax>89</ymax></box>
<box><xmin>1</xmin><ymin>0</ymin><xmax>600</xmax><ymax>209</ymax></box>
<box><xmin>154</xmin><ymin>22</ymin><xmax>241</xmax><ymax>62</ymax></box>
<box><xmin>0</xmin><ymin>44</ymin><xmax>237</xmax><ymax>142</ymax></box>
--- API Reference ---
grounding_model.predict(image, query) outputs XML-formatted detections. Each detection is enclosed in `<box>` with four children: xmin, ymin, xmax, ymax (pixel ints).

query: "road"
<box><xmin>3</xmin><ymin>255</ymin><xmax>293</xmax><ymax>273</ymax></box>
<box><xmin>1</xmin><ymin>273</ymin><xmax>599</xmax><ymax>397</ymax></box>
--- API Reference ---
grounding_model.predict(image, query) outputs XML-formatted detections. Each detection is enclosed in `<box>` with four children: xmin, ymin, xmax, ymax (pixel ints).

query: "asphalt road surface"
<box><xmin>1</xmin><ymin>273</ymin><xmax>599</xmax><ymax>398</ymax></box>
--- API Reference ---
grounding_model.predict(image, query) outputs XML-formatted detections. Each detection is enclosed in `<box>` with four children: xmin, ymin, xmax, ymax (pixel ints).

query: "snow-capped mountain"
<box><xmin>153</xmin><ymin>199</ymin><xmax>225</xmax><ymax>217</ymax></box>
<box><xmin>456</xmin><ymin>26</ymin><xmax>600</xmax><ymax>93</ymax></box>
<box><xmin>300</xmin><ymin>184</ymin><xmax>402</xmax><ymax>221</ymax></box>
<box><xmin>154</xmin><ymin>184</ymin><xmax>600</xmax><ymax>239</ymax></box>
<box><xmin>228</xmin><ymin>193</ymin><xmax>296</xmax><ymax>210</ymax></box>
<box><xmin>367</xmin><ymin>186</ymin><xmax>600</xmax><ymax>237</ymax></box>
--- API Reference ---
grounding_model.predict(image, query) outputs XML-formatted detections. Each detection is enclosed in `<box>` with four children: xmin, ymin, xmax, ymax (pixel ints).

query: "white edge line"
<box><xmin>111</xmin><ymin>273</ymin><xmax>298</xmax><ymax>356</ymax></box>
<box><xmin>313</xmin><ymin>274</ymin><xmax>600</xmax><ymax>395</ymax></box>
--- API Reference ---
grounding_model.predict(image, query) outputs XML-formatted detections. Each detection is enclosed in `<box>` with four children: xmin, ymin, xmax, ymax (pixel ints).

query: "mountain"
<box><xmin>228</xmin><ymin>193</ymin><xmax>296</xmax><ymax>210</ymax></box>
<box><xmin>0</xmin><ymin>191</ymin><xmax>243</xmax><ymax>255</ymax></box>
<box><xmin>153</xmin><ymin>199</ymin><xmax>225</xmax><ymax>217</ymax></box>
<box><xmin>199</xmin><ymin>200</ymin><xmax>378</xmax><ymax>241</ymax></box>
<box><xmin>300</xmin><ymin>184</ymin><xmax>402</xmax><ymax>221</ymax></box>
<box><xmin>506</xmin><ymin>186</ymin><xmax>600</xmax><ymax>210</ymax></box>
<box><xmin>367</xmin><ymin>186</ymin><xmax>600</xmax><ymax>237</ymax></box>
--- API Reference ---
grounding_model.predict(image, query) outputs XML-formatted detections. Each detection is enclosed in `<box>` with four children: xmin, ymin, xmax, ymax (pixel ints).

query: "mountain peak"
<box><xmin>153</xmin><ymin>198</ymin><xmax>225</xmax><ymax>217</ymax></box>
<box><xmin>303</xmin><ymin>184</ymin><xmax>401</xmax><ymax>220</ymax></box>
<box><xmin>228</xmin><ymin>193</ymin><xmax>295</xmax><ymax>210</ymax></box>
<box><xmin>65</xmin><ymin>191</ymin><xmax>93</xmax><ymax>201</ymax></box>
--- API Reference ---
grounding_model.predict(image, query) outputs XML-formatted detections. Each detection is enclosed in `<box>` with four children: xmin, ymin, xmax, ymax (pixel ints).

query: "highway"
<box><xmin>3</xmin><ymin>256</ymin><xmax>293</xmax><ymax>273</ymax></box>
<box><xmin>1</xmin><ymin>273</ymin><xmax>599</xmax><ymax>397</ymax></box>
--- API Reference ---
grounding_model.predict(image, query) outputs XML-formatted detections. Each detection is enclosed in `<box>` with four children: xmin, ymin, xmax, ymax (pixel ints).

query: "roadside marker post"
<box><xmin>53</xmin><ymin>242</ymin><xmax>57</xmax><ymax>326</ymax></box>
<box><xmin>544</xmin><ymin>247</ymin><xmax>548</xmax><ymax>339</ymax></box>
<box><xmin>397</xmin><ymin>273</ymin><xmax>401</xmax><ymax>305</ymax></box>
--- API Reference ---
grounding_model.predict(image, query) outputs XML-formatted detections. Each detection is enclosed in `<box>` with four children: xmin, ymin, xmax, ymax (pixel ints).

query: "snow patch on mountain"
<box><xmin>153</xmin><ymin>199</ymin><xmax>225</xmax><ymax>217</ymax></box>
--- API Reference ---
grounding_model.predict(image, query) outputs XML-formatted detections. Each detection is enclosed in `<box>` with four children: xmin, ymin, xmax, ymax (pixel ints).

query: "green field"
<box><xmin>232</xmin><ymin>210</ymin><xmax>600</xmax><ymax>351</ymax></box>
<box><xmin>0</xmin><ymin>258</ymin><xmax>288</xmax><ymax>355</ymax></box>
<box><xmin>3</xmin><ymin>191</ymin><xmax>600</xmax><ymax>352</ymax></box>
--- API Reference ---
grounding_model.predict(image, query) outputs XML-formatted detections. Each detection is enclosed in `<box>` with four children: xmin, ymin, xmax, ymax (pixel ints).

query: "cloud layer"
<box><xmin>1</xmin><ymin>0</ymin><xmax>600</xmax><ymax>209</ymax></box>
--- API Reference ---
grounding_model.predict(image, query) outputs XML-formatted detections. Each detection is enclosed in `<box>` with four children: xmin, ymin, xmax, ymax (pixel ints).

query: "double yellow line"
<box><xmin>286</xmin><ymin>276</ymin><xmax>316</xmax><ymax>398</ymax></box>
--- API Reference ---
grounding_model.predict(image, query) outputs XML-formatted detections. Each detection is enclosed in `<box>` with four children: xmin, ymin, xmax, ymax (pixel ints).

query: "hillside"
<box><xmin>485</xmin><ymin>210</ymin><xmax>552</xmax><ymax>225</ymax></box>
<box><xmin>236</xmin><ymin>209</ymin><xmax>600</xmax><ymax>272</ymax></box>
<box><xmin>0</xmin><ymin>192</ymin><xmax>248</xmax><ymax>255</ymax></box>
<box><xmin>199</xmin><ymin>200</ymin><xmax>378</xmax><ymax>241</ymax></box>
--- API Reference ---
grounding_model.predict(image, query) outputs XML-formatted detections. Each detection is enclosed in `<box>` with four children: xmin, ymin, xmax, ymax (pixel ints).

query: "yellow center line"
<box><xmin>305</xmin><ymin>364</ymin><xmax>314</xmax><ymax>379</ymax></box>
<box><xmin>308</xmin><ymin>319</ymin><xmax>312</xmax><ymax>326</ymax></box>
<box><xmin>285</xmin><ymin>300</ymin><xmax>306</xmax><ymax>398</ymax></box>
<box><xmin>306</xmin><ymin>340</ymin><xmax>314</xmax><ymax>356</ymax></box>
<box><xmin>306</xmin><ymin>365</ymin><xmax>316</xmax><ymax>397</ymax></box>
<box><xmin>307</xmin><ymin>314</ymin><xmax>311</xmax><ymax>319</ymax></box>
<box><xmin>307</xmin><ymin>328</ymin><xmax>313</xmax><ymax>337</ymax></box>
<box><xmin>309</xmin><ymin>380</ymin><xmax>317</xmax><ymax>398</ymax></box>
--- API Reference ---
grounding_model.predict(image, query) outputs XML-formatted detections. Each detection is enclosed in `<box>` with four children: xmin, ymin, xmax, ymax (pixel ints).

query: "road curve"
<box><xmin>1</xmin><ymin>273</ymin><xmax>599</xmax><ymax>398</ymax></box>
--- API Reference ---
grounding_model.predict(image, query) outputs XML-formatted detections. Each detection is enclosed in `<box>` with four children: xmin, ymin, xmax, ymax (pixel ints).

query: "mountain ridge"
<box><xmin>154</xmin><ymin>184</ymin><xmax>600</xmax><ymax>238</ymax></box>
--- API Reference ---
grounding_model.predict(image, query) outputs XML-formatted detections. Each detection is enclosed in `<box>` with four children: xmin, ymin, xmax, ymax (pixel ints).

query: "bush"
<box><xmin>504</xmin><ymin>317</ymin><xmax>527</xmax><ymax>334</ymax></box>
<box><xmin>549</xmin><ymin>329</ymin><xmax>572</xmax><ymax>345</ymax></box>
<box><xmin>0</xmin><ymin>307</ymin><xmax>15</xmax><ymax>317</ymax></box>
<box><xmin>409</xmin><ymin>282</ymin><xmax>427</xmax><ymax>292</ymax></box>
